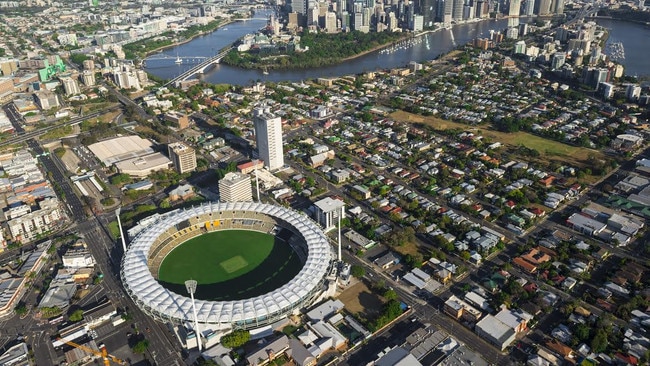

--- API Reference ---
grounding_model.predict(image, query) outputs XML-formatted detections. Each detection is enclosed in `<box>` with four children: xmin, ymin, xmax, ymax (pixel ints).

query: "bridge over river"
<box><xmin>163</xmin><ymin>47</ymin><xmax>234</xmax><ymax>87</ymax></box>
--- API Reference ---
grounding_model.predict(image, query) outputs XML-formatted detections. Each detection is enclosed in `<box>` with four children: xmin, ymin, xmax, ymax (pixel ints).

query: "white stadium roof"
<box><xmin>121</xmin><ymin>201</ymin><xmax>332</xmax><ymax>329</ymax></box>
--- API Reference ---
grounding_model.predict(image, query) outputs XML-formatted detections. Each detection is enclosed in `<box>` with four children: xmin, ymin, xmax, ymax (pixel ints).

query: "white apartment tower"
<box><xmin>81</xmin><ymin>70</ymin><xmax>96</xmax><ymax>86</ymax></box>
<box><xmin>61</xmin><ymin>77</ymin><xmax>80</xmax><ymax>96</ymax></box>
<box><xmin>313</xmin><ymin>197</ymin><xmax>345</xmax><ymax>232</ymax></box>
<box><xmin>218</xmin><ymin>172</ymin><xmax>253</xmax><ymax>203</ymax></box>
<box><xmin>253</xmin><ymin>106</ymin><xmax>284</xmax><ymax>171</ymax></box>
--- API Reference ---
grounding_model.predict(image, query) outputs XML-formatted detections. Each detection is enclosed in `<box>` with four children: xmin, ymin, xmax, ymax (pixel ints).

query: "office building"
<box><xmin>552</xmin><ymin>0</ymin><xmax>564</xmax><ymax>14</ymax></box>
<box><xmin>218</xmin><ymin>172</ymin><xmax>253</xmax><ymax>203</ymax></box>
<box><xmin>410</xmin><ymin>14</ymin><xmax>424</xmax><ymax>31</ymax></box>
<box><xmin>551</xmin><ymin>52</ymin><xmax>566</xmax><ymax>70</ymax></box>
<box><xmin>325</xmin><ymin>12</ymin><xmax>337</xmax><ymax>32</ymax></box>
<box><xmin>313</xmin><ymin>197</ymin><xmax>345</xmax><ymax>232</ymax></box>
<box><xmin>524</xmin><ymin>0</ymin><xmax>535</xmax><ymax>15</ymax></box>
<box><xmin>253</xmin><ymin>106</ymin><xmax>284</xmax><ymax>171</ymax></box>
<box><xmin>443</xmin><ymin>0</ymin><xmax>453</xmax><ymax>24</ymax></box>
<box><xmin>421</xmin><ymin>0</ymin><xmax>437</xmax><ymax>27</ymax></box>
<box><xmin>463</xmin><ymin>3</ymin><xmax>475</xmax><ymax>20</ymax></box>
<box><xmin>536</xmin><ymin>0</ymin><xmax>551</xmax><ymax>15</ymax></box>
<box><xmin>452</xmin><ymin>0</ymin><xmax>464</xmax><ymax>21</ymax></box>
<box><xmin>508</xmin><ymin>0</ymin><xmax>520</xmax><ymax>16</ymax></box>
<box><xmin>475</xmin><ymin>0</ymin><xmax>489</xmax><ymax>17</ymax></box>
<box><xmin>167</xmin><ymin>142</ymin><xmax>196</xmax><ymax>174</ymax></box>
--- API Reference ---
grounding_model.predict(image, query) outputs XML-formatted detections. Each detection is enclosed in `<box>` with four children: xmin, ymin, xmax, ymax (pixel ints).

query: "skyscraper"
<box><xmin>292</xmin><ymin>0</ymin><xmax>306</xmax><ymax>15</ymax></box>
<box><xmin>452</xmin><ymin>0</ymin><xmax>464</xmax><ymax>21</ymax></box>
<box><xmin>253</xmin><ymin>107</ymin><xmax>284</xmax><ymax>171</ymax></box>
<box><xmin>536</xmin><ymin>0</ymin><xmax>551</xmax><ymax>15</ymax></box>
<box><xmin>524</xmin><ymin>0</ymin><xmax>535</xmax><ymax>15</ymax></box>
<box><xmin>420</xmin><ymin>0</ymin><xmax>437</xmax><ymax>28</ymax></box>
<box><xmin>508</xmin><ymin>0</ymin><xmax>520</xmax><ymax>16</ymax></box>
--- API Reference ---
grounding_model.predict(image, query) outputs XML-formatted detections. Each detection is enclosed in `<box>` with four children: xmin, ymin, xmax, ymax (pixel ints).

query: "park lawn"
<box><xmin>159</xmin><ymin>230</ymin><xmax>274</xmax><ymax>285</ymax></box>
<box><xmin>390</xmin><ymin>110</ymin><xmax>604</xmax><ymax>166</ymax></box>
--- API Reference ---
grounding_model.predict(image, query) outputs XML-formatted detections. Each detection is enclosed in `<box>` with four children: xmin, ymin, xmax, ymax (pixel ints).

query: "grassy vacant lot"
<box><xmin>390</xmin><ymin>110</ymin><xmax>604</xmax><ymax>166</ymax></box>
<box><xmin>158</xmin><ymin>230</ymin><xmax>303</xmax><ymax>301</ymax></box>
<box><xmin>338</xmin><ymin>280</ymin><xmax>384</xmax><ymax>319</ymax></box>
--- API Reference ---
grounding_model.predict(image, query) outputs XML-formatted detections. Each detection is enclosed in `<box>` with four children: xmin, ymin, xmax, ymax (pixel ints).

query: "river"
<box><xmin>145</xmin><ymin>11</ymin><xmax>509</xmax><ymax>85</ymax></box>
<box><xmin>145</xmin><ymin>12</ymin><xmax>650</xmax><ymax>84</ymax></box>
<box><xmin>595</xmin><ymin>18</ymin><xmax>650</xmax><ymax>78</ymax></box>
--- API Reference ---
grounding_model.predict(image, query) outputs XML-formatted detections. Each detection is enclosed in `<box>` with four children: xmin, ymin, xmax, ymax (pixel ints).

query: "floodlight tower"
<box><xmin>115</xmin><ymin>207</ymin><xmax>127</xmax><ymax>252</ymax></box>
<box><xmin>184</xmin><ymin>280</ymin><xmax>202</xmax><ymax>352</ymax></box>
<box><xmin>254</xmin><ymin>159</ymin><xmax>261</xmax><ymax>203</ymax></box>
<box><xmin>337</xmin><ymin>209</ymin><xmax>342</xmax><ymax>262</ymax></box>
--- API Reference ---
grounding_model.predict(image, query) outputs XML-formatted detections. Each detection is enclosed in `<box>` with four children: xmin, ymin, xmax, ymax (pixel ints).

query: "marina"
<box><xmin>605</xmin><ymin>40</ymin><xmax>626</xmax><ymax>62</ymax></box>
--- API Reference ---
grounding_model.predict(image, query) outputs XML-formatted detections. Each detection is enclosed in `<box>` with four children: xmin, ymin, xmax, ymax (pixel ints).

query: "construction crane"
<box><xmin>57</xmin><ymin>338</ymin><xmax>126</xmax><ymax>366</ymax></box>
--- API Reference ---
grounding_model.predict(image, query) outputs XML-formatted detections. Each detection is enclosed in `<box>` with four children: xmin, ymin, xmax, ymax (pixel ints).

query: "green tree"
<box><xmin>132</xmin><ymin>339</ymin><xmax>149</xmax><ymax>354</ymax></box>
<box><xmin>14</xmin><ymin>302</ymin><xmax>28</xmax><ymax>316</ymax></box>
<box><xmin>574</xmin><ymin>323</ymin><xmax>590</xmax><ymax>342</ymax></box>
<box><xmin>197</xmin><ymin>358</ymin><xmax>219</xmax><ymax>366</ymax></box>
<box><xmin>383</xmin><ymin>289</ymin><xmax>398</xmax><ymax>301</ymax></box>
<box><xmin>221</xmin><ymin>329</ymin><xmax>250</xmax><ymax>348</ymax></box>
<box><xmin>590</xmin><ymin>329</ymin><xmax>608</xmax><ymax>353</ymax></box>
<box><xmin>69</xmin><ymin>309</ymin><xmax>84</xmax><ymax>322</ymax></box>
<box><xmin>460</xmin><ymin>251</ymin><xmax>471</xmax><ymax>261</ymax></box>
<box><xmin>110</xmin><ymin>173</ymin><xmax>132</xmax><ymax>186</ymax></box>
<box><xmin>159</xmin><ymin>198</ymin><xmax>171</xmax><ymax>209</ymax></box>
<box><xmin>350</xmin><ymin>265</ymin><xmax>366</xmax><ymax>278</ymax></box>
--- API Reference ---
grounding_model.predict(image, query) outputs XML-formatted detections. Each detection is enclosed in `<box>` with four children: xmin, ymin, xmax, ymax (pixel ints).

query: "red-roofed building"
<box><xmin>615</xmin><ymin>353</ymin><xmax>638</xmax><ymax>365</ymax></box>
<box><xmin>237</xmin><ymin>160</ymin><xmax>264</xmax><ymax>174</ymax></box>
<box><xmin>529</xmin><ymin>207</ymin><xmax>546</xmax><ymax>217</ymax></box>
<box><xmin>523</xmin><ymin>283</ymin><xmax>538</xmax><ymax>293</ymax></box>
<box><xmin>513</xmin><ymin>257</ymin><xmax>537</xmax><ymax>273</ymax></box>
<box><xmin>539</xmin><ymin>176</ymin><xmax>555</xmax><ymax>187</ymax></box>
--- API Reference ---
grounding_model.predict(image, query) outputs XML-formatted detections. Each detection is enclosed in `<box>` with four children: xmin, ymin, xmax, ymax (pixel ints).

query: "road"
<box><xmin>1</xmin><ymin>103</ymin><xmax>119</xmax><ymax>148</ymax></box>
<box><xmin>77</xmin><ymin>216</ymin><xmax>185</xmax><ymax>365</ymax></box>
<box><xmin>339</xmin><ymin>248</ymin><xmax>509</xmax><ymax>365</ymax></box>
<box><xmin>3</xmin><ymin>88</ymin><xmax>185</xmax><ymax>364</ymax></box>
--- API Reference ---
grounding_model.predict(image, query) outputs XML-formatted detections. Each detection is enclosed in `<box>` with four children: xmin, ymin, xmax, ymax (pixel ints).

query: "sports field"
<box><xmin>157</xmin><ymin>230</ymin><xmax>303</xmax><ymax>301</ymax></box>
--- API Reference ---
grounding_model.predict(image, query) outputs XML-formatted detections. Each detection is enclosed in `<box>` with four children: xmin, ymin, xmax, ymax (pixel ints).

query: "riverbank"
<box><xmin>145</xmin><ymin>20</ymin><xmax>235</xmax><ymax>58</ymax></box>
<box><xmin>130</xmin><ymin>18</ymin><xmax>238</xmax><ymax>60</ymax></box>
<box><xmin>338</xmin><ymin>33</ymin><xmax>412</xmax><ymax>63</ymax></box>
<box><xmin>586</xmin><ymin>16</ymin><xmax>650</xmax><ymax>27</ymax></box>
<box><xmin>145</xmin><ymin>16</ymin><xmax>512</xmax><ymax>84</ymax></box>
<box><xmin>222</xmin><ymin>30</ymin><xmax>407</xmax><ymax>70</ymax></box>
